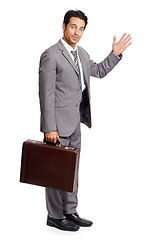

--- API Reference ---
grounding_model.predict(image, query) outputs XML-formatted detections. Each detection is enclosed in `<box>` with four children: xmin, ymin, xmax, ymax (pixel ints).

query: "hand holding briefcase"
<box><xmin>20</xmin><ymin>139</ymin><xmax>80</xmax><ymax>192</ymax></box>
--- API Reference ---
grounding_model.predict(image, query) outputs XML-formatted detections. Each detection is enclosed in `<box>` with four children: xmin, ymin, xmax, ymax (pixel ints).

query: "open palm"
<box><xmin>112</xmin><ymin>33</ymin><xmax>132</xmax><ymax>56</ymax></box>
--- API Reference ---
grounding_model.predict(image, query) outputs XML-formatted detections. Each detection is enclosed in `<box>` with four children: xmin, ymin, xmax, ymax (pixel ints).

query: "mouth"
<box><xmin>72</xmin><ymin>36</ymin><xmax>79</xmax><ymax>41</ymax></box>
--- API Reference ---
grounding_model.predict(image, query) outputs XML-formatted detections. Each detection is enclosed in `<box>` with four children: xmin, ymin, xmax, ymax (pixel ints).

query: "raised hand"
<box><xmin>112</xmin><ymin>33</ymin><xmax>132</xmax><ymax>56</ymax></box>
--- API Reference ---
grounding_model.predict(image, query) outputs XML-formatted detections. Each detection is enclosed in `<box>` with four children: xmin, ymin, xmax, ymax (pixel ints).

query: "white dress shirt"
<box><xmin>61</xmin><ymin>38</ymin><xmax>85</xmax><ymax>91</ymax></box>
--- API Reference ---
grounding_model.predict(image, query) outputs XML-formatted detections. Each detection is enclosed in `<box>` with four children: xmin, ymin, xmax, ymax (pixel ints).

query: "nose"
<box><xmin>74</xmin><ymin>29</ymin><xmax>79</xmax><ymax>36</ymax></box>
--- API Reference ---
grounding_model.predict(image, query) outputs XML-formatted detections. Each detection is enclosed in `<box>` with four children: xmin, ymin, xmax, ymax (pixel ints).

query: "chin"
<box><xmin>71</xmin><ymin>39</ymin><xmax>79</xmax><ymax>44</ymax></box>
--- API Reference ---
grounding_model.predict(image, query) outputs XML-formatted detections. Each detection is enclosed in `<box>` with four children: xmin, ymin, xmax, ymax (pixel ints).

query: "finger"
<box><xmin>45</xmin><ymin>136</ymin><xmax>49</xmax><ymax>142</ymax></box>
<box><xmin>53</xmin><ymin>137</ymin><xmax>57</xmax><ymax>144</ymax></box>
<box><xmin>125</xmin><ymin>41</ymin><xmax>132</xmax><ymax>49</ymax></box>
<box><xmin>47</xmin><ymin>137</ymin><xmax>51</xmax><ymax>143</ymax></box>
<box><xmin>123</xmin><ymin>34</ymin><xmax>131</xmax><ymax>44</ymax></box>
<box><xmin>50</xmin><ymin>136</ymin><xmax>54</xmax><ymax>143</ymax></box>
<box><xmin>56</xmin><ymin>134</ymin><xmax>61</xmax><ymax>144</ymax></box>
<box><xmin>122</xmin><ymin>41</ymin><xmax>132</xmax><ymax>53</ymax></box>
<box><xmin>120</xmin><ymin>33</ymin><xmax>127</xmax><ymax>41</ymax></box>
<box><xmin>124</xmin><ymin>37</ymin><xmax>132</xmax><ymax>46</ymax></box>
<box><xmin>113</xmin><ymin>36</ymin><xmax>116</xmax><ymax>45</ymax></box>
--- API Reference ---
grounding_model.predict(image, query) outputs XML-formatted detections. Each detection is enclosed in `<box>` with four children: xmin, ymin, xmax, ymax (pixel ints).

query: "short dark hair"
<box><xmin>63</xmin><ymin>10</ymin><xmax>88</xmax><ymax>29</ymax></box>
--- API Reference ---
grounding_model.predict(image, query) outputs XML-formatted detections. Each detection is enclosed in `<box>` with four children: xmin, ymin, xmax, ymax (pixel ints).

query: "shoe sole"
<box><xmin>47</xmin><ymin>220</ymin><xmax>80</xmax><ymax>232</ymax></box>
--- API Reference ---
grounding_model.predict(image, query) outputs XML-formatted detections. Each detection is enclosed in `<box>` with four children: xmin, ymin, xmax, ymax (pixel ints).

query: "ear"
<box><xmin>62</xmin><ymin>23</ymin><xmax>66</xmax><ymax>32</ymax></box>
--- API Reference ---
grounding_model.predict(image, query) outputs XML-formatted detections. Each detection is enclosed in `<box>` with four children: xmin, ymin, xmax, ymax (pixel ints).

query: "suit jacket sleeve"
<box><xmin>39</xmin><ymin>50</ymin><xmax>57</xmax><ymax>133</ymax></box>
<box><xmin>90</xmin><ymin>51</ymin><xmax>122</xmax><ymax>78</ymax></box>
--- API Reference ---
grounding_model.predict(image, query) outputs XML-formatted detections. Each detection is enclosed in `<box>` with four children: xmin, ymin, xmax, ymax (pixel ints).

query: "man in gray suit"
<box><xmin>39</xmin><ymin>10</ymin><xmax>132</xmax><ymax>231</ymax></box>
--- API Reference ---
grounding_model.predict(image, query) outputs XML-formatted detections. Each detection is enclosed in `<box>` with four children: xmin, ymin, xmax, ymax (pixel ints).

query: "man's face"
<box><xmin>62</xmin><ymin>17</ymin><xmax>85</xmax><ymax>48</ymax></box>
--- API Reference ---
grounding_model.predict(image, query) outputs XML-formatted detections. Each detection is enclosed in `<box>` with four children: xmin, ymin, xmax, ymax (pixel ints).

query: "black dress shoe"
<box><xmin>47</xmin><ymin>215</ymin><xmax>80</xmax><ymax>231</ymax></box>
<box><xmin>64</xmin><ymin>213</ymin><xmax>93</xmax><ymax>227</ymax></box>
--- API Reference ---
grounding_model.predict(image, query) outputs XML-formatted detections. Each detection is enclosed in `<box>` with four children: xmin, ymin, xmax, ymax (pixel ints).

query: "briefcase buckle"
<box><xmin>65</xmin><ymin>147</ymin><xmax>75</xmax><ymax>150</ymax></box>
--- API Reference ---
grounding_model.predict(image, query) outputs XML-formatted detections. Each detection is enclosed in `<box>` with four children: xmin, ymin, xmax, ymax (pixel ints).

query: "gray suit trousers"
<box><xmin>45</xmin><ymin>121</ymin><xmax>81</xmax><ymax>219</ymax></box>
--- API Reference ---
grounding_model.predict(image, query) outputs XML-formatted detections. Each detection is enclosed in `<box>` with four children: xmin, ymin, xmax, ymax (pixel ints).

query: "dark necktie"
<box><xmin>71</xmin><ymin>50</ymin><xmax>82</xmax><ymax>103</ymax></box>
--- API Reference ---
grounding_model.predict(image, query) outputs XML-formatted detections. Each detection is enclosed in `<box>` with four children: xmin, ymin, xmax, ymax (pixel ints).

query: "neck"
<box><xmin>62</xmin><ymin>36</ymin><xmax>76</xmax><ymax>49</ymax></box>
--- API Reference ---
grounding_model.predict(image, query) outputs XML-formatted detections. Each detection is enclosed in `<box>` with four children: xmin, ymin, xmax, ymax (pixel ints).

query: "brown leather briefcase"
<box><xmin>20</xmin><ymin>139</ymin><xmax>80</xmax><ymax>192</ymax></box>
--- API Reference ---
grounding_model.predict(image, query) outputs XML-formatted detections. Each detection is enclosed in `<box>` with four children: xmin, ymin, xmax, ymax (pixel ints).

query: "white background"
<box><xmin>1</xmin><ymin>0</ymin><xmax>151</xmax><ymax>239</ymax></box>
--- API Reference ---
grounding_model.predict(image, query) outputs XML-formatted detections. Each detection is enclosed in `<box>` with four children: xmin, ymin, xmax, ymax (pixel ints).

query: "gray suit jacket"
<box><xmin>39</xmin><ymin>39</ymin><xmax>122</xmax><ymax>136</ymax></box>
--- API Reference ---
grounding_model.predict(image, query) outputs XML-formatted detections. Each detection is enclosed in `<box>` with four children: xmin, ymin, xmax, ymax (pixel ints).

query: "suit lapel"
<box><xmin>57</xmin><ymin>40</ymin><xmax>79</xmax><ymax>75</ymax></box>
<box><xmin>57</xmin><ymin>40</ymin><xmax>89</xmax><ymax>88</ymax></box>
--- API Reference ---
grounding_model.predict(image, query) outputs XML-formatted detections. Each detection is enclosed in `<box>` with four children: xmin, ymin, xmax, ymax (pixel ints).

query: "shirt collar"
<box><xmin>61</xmin><ymin>38</ymin><xmax>78</xmax><ymax>53</ymax></box>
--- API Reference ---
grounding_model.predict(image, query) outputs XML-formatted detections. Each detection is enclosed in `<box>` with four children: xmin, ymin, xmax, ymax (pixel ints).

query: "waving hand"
<box><xmin>112</xmin><ymin>33</ymin><xmax>132</xmax><ymax>56</ymax></box>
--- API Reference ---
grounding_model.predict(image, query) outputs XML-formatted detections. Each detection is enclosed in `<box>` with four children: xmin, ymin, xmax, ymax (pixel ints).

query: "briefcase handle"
<box><xmin>43</xmin><ymin>138</ymin><xmax>61</xmax><ymax>146</ymax></box>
